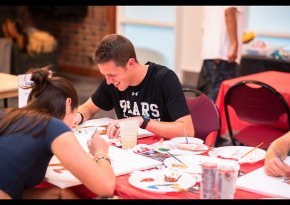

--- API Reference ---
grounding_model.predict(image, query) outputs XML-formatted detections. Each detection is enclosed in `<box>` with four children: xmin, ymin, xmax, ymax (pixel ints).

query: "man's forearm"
<box><xmin>77</xmin><ymin>98</ymin><xmax>100</xmax><ymax>124</ymax></box>
<box><xmin>145</xmin><ymin>115</ymin><xmax>194</xmax><ymax>139</ymax></box>
<box><xmin>225</xmin><ymin>7</ymin><xmax>238</xmax><ymax>49</ymax></box>
<box><xmin>77</xmin><ymin>107</ymin><xmax>93</xmax><ymax>123</ymax></box>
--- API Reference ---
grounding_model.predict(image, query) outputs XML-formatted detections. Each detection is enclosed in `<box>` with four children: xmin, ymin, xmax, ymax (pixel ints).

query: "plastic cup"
<box><xmin>119</xmin><ymin>120</ymin><xmax>139</xmax><ymax>150</ymax></box>
<box><xmin>216</xmin><ymin>160</ymin><xmax>240</xmax><ymax>199</ymax></box>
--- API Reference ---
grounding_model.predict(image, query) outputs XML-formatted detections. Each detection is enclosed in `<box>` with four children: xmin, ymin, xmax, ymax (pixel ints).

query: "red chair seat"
<box><xmin>234</xmin><ymin>125</ymin><xmax>287</xmax><ymax>150</ymax></box>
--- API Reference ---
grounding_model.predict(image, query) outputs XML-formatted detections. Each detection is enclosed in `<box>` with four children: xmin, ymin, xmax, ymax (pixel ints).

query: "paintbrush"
<box><xmin>80</xmin><ymin>125</ymin><xmax>97</xmax><ymax>129</ymax></box>
<box><xmin>240</xmin><ymin>142</ymin><xmax>264</xmax><ymax>158</ymax></box>
<box><xmin>75</xmin><ymin>124</ymin><xmax>81</xmax><ymax>133</ymax></box>
<box><xmin>165</xmin><ymin>150</ymin><xmax>186</xmax><ymax>166</ymax></box>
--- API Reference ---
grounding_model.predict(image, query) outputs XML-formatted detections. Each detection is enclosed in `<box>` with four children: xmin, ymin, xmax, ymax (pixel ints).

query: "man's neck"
<box><xmin>131</xmin><ymin>64</ymin><xmax>149</xmax><ymax>86</ymax></box>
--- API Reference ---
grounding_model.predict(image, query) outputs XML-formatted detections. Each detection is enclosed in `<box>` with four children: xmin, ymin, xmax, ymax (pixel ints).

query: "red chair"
<box><xmin>183</xmin><ymin>88</ymin><xmax>221</xmax><ymax>147</ymax></box>
<box><xmin>224</xmin><ymin>80</ymin><xmax>290</xmax><ymax>150</ymax></box>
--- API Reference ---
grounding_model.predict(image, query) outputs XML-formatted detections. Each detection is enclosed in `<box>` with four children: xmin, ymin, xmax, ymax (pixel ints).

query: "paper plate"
<box><xmin>128</xmin><ymin>168</ymin><xmax>196</xmax><ymax>193</ymax></box>
<box><xmin>164</xmin><ymin>155</ymin><xmax>240</xmax><ymax>174</ymax></box>
<box><xmin>208</xmin><ymin>146</ymin><xmax>266</xmax><ymax>164</ymax></box>
<box><xmin>170</xmin><ymin>137</ymin><xmax>204</xmax><ymax>150</ymax></box>
<box><xmin>152</xmin><ymin>141</ymin><xmax>208</xmax><ymax>155</ymax></box>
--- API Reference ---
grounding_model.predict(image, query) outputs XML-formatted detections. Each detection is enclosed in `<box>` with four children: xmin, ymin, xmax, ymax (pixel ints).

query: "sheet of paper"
<box><xmin>236</xmin><ymin>157</ymin><xmax>290</xmax><ymax>198</ymax></box>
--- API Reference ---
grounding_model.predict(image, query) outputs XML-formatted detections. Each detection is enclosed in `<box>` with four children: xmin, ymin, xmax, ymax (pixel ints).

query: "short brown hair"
<box><xmin>93</xmin><ymin>34</ymin><xmax>138</xmax><ymax>67</ymax></box>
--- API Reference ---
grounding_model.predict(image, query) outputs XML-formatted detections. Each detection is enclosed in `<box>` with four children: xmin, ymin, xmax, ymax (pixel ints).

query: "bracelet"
<box><xmin>95</xmin><ymin>154</ymin><xmax>111</xmax><ymax>164</ymax></box>
<box><xmin>77</xmin><ymin>112</ymin><xmax>84</xmax><ymax>125</ymax></box>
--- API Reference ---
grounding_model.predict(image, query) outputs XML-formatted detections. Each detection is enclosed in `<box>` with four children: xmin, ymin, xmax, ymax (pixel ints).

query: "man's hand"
<box><xmin>228</xmin><ymin>44</ymin><xmax>238</xmax><ymax>63</ymax></box>
<box><xmin>107</xmin><ymin>117</ymin><xmax>143</xmax><ymax>139</ymax></box>
<box><xmin>107</xmin><ymin>120</ymin><xmax>120</xmax><ymax>139</ymax></box>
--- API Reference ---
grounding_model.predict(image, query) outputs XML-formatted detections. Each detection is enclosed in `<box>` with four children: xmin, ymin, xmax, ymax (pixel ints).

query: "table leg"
<box><xmin>4</xmin><ymin>98</ymin><xmax>8</xmax><ymax>108</ymax></box>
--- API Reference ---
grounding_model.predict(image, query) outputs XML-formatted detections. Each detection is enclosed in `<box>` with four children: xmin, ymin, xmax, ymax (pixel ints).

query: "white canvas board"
<box><xmin>45</xmin><ymin>117</ymin><xmax>156</xmax><ymax>188</ymax></box>
<box><xmin>79</xmin><ymin>118</ymin><xmax>114</xmax><ymax>127</ymax></box>
<box><xmin>77</xmin><ymin>118</ymin><xmax>154</xmax><ymax>139</ymax></box>
<box><xmin>18</xmin><ymin>74</ymin><xmax>32</xmax><ymax>108</ymax></box>
<box><xmin>236</xmin><ymin>157</ymin><xmax>290</xmax><ymax>198</ymax></box>
<box><xmin>45</xmin><ymin>146</ymin><xmax>162</xmax><ymax>189</ymax></box>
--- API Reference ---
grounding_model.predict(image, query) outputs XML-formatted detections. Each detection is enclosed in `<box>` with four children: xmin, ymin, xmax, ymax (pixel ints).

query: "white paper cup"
<box><xmin>119</xmin><ymin>120</ymin><xmax>139</xmax><ymax>150</ymax></box>
<box><xmin>217</xmin><ymin>159</ymin><xmax>240</xmax><ymax>199</ymax></box>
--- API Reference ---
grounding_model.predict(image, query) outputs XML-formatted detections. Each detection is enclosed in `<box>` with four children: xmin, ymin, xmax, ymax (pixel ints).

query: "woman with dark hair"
<box><xmin>0</xmin><ymin>67</ymin><xmax>116</xmax><ymax>199</ymax></box>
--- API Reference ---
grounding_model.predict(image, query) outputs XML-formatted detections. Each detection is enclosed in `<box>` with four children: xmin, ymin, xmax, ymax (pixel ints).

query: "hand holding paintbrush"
<box><xmin>264</xmin><ymin>133</ymin><xmax>290</xmax><ymax>179</ymax></box>
<box><xmin>87</xmin><ymin>129</ymin><xmax>110</xmax><ymax>158</ymax></box>
<box><xmin>265</xmin><ymin>143</ymin><xmax>290</xmax><ymax>178</ymax></box>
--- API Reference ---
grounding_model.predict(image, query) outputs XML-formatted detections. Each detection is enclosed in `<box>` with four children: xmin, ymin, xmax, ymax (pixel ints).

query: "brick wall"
<box><xmin>24</xmin><ymin>6</ymin><xmax>115</xmax><ymax>76</ymax></box>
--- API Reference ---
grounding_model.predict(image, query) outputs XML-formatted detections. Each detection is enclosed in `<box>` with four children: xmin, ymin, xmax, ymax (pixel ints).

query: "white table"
<box><xmin>0</xmin><ymin>73</ymin><xmax>18</xmax><ymax>107</ymax></box>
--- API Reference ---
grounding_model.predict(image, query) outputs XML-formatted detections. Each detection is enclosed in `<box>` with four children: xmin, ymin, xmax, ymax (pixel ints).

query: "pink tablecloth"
<box><xmin>39</xmin><ymin>135</ymin><xmax>270</xmax><ymax>199</ymax></box>
<box><xmin>215</xmin><ymin>71</ymin><xmax>290</xmax><ymax>137</ymax></box>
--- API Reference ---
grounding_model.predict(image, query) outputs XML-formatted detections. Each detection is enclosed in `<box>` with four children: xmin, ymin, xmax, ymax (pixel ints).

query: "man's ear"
<box><xmin>127</xmin><ymin>58</ymin><xmax>136</xmax><ymax>69</ymax></box>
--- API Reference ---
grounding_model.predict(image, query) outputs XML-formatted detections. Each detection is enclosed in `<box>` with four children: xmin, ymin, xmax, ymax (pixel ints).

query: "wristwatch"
<box><xmin>140</xmin><ymin>115</ymin><xmax>150</xmax><ymax>129</ymax></box>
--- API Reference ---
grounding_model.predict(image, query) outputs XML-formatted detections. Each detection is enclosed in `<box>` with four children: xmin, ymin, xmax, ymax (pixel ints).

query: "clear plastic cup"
<box><xmin>119</xmin><ymin>120</ymin><xmax>139</xmax><ymax>150</ymax></box>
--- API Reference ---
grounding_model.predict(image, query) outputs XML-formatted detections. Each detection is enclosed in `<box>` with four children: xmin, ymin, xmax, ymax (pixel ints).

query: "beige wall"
<box><xmin>177</xmin><ymin>6</ymin><xmax>203</xmax><ymax>75</ymax></box>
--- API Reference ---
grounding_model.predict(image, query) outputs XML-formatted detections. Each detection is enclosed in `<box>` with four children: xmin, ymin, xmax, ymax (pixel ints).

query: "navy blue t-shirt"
<box><xmin>91</xmin><ymin>62</ymin><xmax>189</xmax><ymax>122</ymax></box>
<box><xmin>0</xmin><ymin>117</ymin><xmax>71</xmax><ymax>199</ymax></box>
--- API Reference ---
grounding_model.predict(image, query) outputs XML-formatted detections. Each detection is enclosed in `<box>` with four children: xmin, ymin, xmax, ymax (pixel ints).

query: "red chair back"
<box><xmin>224</xmin><ymin>80</ymin><xmax>290</xmax><ymax>149</ymax></box>
<box><xmin>183</xmin><ymin>88</ymin><xmax>221</xmax><ymax>147</ymax></box>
